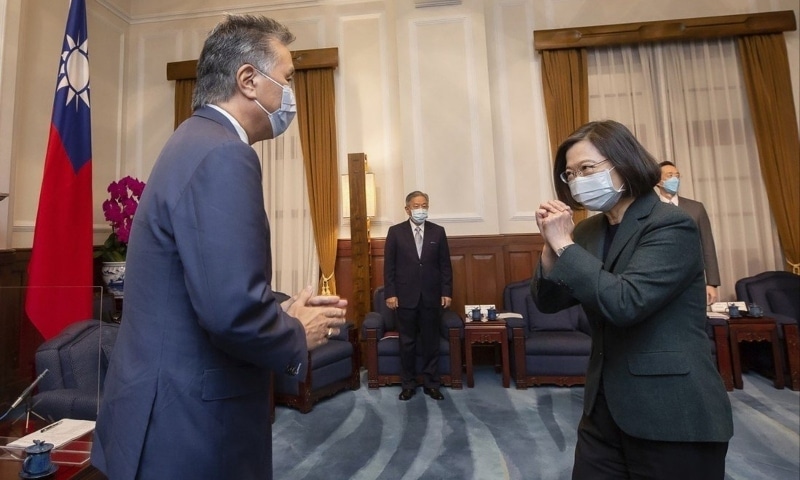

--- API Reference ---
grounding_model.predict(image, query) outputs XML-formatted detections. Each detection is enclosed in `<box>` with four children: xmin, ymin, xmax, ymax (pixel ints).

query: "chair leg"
<box><xmin>366</xmin><ymin>329</ymin><xmax>380</xmax><ymax>389</ymax></box>
<box><xmin>783</xmin><ymin>324</ymin><xmax>800</xmax><ymax>391</ymax></box>
<box><xmin>512</xmin><ymin>327</ymin><xmax>528</xmax><ymax>389</ymax></box>
<box><xmin>297</xmin><ymin>381</ymin><xmax>313</xmax><ymax>414</ymax></box>
<box><xmin>713</xmin><ymin>324</ymin><xmax>734</xmax><ymax>391</ymax></box>
<box><xmin>448</xmin><ymin>328</ymin><xmax>463</xmax><ymax>389</ymax></box>
<box><xmin>349</xmin><ymin>328</ymin><xmax>362</xmax><ymax>390</ymax></box>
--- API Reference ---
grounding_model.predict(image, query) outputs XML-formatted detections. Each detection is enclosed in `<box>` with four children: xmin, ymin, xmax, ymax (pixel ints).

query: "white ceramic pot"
<box><xmin>101</xmin><ymin>261</ymin><xmax>126</xmax><ymax>298</ymax></box>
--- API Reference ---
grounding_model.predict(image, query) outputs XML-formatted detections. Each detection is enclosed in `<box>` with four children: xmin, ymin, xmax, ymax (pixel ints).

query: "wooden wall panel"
<box><xmin>1</xmin><ymin>234</ymin><xmax>542</xmax><ymax>402</ymax></box>
<box><xmin>0</xmin><ymin>249</ymin><xmax>34</xmax><ymax>405</ymax></box>
<box><xmin>449</xmin><ymin>254</ymin><xmax>469</xmax><ymax>316</ymax></box>
<box><xmin>335</xmin><ymin>233</ymin><xmax>542</xmax><ymax>326</ymax></box>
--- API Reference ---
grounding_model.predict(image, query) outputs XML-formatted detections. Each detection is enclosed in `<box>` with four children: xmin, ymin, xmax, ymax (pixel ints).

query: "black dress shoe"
<box><xmin>399</xmin><ymin>388</ymin><xmax>416</xmax><ymax>401</ymax></box>
<box><xmin>423</xmin><ymin>387</ymin><xmax>444</xmax><ymax>400</ymax></box>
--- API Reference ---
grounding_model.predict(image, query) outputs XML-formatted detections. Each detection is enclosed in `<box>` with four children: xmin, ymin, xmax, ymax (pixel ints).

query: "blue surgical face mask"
<box><xmin>253</xmin><ymin>68</ymin><xmax>296</xmax><ymax>138</ymax></box>
<box><xmin>568</xmin><ymin>168</ymin><xmax>625</xmax><ymax>212</ymax></box>
<box><xmin>410</xmin><ymin>208</ymin><xmax>428</xmax><ymax>224</ymax></box>
<box><xmin>662</xmin><ymin>177</ymin><xmax>680</xmax><ymax>195</ymax></box>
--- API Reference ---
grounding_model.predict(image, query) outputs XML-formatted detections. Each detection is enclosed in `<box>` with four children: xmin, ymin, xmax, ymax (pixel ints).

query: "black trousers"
<box><xmin>396</xmin><ymin>304</ymin><xmax>441</xmax><ymax>389</ymax></box>
<box><xmin>572</xmin><ymin>392</ymin><xmax>728</xmax><ymax>480</ymax></box>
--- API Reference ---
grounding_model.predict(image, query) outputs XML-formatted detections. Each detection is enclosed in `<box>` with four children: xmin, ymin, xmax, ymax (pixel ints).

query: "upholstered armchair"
<box><xmin>362</xmin><ymin>286</ymin><xmax>463</xmax><ymax>389</ymax></box>
<box><xmin>273</xmin><ymin>323</ymin><xmax>361</xmax><ymax>414</ymax></box>
<box><xmin>269</xmin><ymin>291</ymin><xmax>360</xmax><ymax>414</ymax></box>
<box><xmin>503</xmin><ymin>279</ymin><xmax>591</xmax><ymax>388</ymax></box>
<box><xmin>32</xmin><ymin>319</ymin><xmax>120</xmax><ymax>421</ymax></box>
<box><xmin>735</xmin><ymin>271</ymin><xmax>800</xmax><ymax>390</ymax></box>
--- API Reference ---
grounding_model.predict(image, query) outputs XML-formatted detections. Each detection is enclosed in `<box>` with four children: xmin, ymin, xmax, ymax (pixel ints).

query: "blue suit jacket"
<box><xmin>533</xmin><ymin>192</ymin><xmax>733</xmax><ymax>442</ymax></box>
<box><xmin>91</xmin><ymin>106</ymin><xmax>307</xmax><ymax>479</ymax></box>
<box><xmin>384</xmin><ymin>220</ymin><xmax>452</xmax><ymax>308</ymax></box>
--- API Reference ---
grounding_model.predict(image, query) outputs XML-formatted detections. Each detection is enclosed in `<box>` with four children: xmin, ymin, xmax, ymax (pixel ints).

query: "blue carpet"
<box><xmin>272</xmin><ymin>367</ymin><xmax>799</xmax><ymax>479</ymax></box>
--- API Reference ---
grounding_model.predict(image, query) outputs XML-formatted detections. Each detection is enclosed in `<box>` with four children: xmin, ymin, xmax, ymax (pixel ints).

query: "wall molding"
<box><xmin>95</xmin><ymin>0</ymin><xmax>321</xmax><ymax>25</ymax></box>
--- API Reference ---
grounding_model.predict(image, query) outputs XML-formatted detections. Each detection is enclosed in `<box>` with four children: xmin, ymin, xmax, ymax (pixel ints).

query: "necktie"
<box><xmin>415</xmin><ymin>226</ymin><xmax>423</xmax><ymax>258</ymax></box>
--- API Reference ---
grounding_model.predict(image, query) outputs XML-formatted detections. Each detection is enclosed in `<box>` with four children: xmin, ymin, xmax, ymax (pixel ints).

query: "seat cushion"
<box><xmin>524</xmin><ymin>355</ymin><xmax>589</xmax><ymax>377</ymax></box>
<box><xmin>310</xmin><ymin>339</ymin><xmax>354</xmax><ymax>369</ymax></box>
<box><xmin>524</xmin><ymin>331</ymin><xmax>591</xmax><ymax>356</ymax></box>
<box><xmin>376</xmin><ymin>335</ymin><xmax>451</xmax><ymax>356</ymax></box>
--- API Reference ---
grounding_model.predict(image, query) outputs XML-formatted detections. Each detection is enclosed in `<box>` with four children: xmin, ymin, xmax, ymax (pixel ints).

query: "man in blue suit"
<box><xmin>384</xmin><ymin>191</ymin><xmax>453</xmax><ymax>401</ymax></box>
<box><xmin>91</xmin><ymin>15</ymin><xmax>347</xmax><ymax>480</ymax></box>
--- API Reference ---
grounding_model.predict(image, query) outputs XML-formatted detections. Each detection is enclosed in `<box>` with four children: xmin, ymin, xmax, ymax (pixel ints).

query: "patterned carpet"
<box><xmin>272</xmin><ymin>367</ymin><xmax>799</xmax><ymax>480</ymax></box>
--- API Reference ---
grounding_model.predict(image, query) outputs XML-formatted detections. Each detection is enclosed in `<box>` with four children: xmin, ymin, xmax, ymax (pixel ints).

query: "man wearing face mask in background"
<box><xmin>384</xmin><ymin>191</ymin><xmax>453</xmax><ymax>401</ymax></box>
<box><xmin>656</xmin><ymin>161</ymin><xmax>721</xmax><ymax>305</ymax></box>
<box><xmin>92</xmin><ymin>15</ymin><xmax>348</xmax><ymax>480</ymax></box>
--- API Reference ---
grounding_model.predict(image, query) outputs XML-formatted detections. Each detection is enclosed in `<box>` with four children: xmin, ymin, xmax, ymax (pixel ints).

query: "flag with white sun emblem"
<box><xmin>26</xmin><ymin>0</ymin><xmax>94</xmax><ymax>340</ymax></box>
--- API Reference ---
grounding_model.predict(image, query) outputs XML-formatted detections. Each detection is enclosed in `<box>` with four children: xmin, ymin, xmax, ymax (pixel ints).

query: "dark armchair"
<box><xmin>270</xmin><ymin>291</ymin><xmax>361</xmax><ymax>414</ymax></box>
<box><xmin>32</xmin><ymin>319</ymin><xmax>120</xmax><ymax>421</ymax></box>
<box><xmin>735</xmin><ymin>271</ymin><xmax>800</xmax><ymax>390</ymax></box>
<box><xmin>362</xmin><ymin>286</ymin><xmax>463</xmax><ymax>389</ymax></box>
<box><xmin>503</xmin><ymin>279</ymin><xmax>591</xmax><ymax>388</ymax></box>
<box><xmin>273</xmin><ymin>324</ymin><xmax>361</xmax><ymax>414</ymax></box>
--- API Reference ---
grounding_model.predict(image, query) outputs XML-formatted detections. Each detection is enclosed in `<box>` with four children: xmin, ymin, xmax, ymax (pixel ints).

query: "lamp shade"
<box><xmin>341</xmin><ymin>173</ymin><xmax>376</xmax><ymax>218</ymax></box>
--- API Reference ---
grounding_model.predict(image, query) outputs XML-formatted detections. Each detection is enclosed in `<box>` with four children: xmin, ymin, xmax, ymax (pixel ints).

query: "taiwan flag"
<box><xmin>25</xmin><ymin>0</ymin><xmax>94</xmax><ymax>340</ymax></box>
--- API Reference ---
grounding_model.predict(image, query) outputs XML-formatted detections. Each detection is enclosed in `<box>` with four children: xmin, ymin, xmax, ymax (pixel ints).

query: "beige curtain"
<box><xmin>294</xmin><ymin>68</ymin><xmax>340</xmax><ymax>295</ymax></box>
<box><xmin>738</xmin><ymin>34</ymin><xmax>800</xmax><ymax>274</ymax></box>
<box><xmin>540</xmin><ymin>48</ymin><xmax>590</xmax><ymax>222</ymax></box>
<box><xmin>174</xmin><ymin>79</ymin><xmax>195</xmax><ymax>129</ymax></box>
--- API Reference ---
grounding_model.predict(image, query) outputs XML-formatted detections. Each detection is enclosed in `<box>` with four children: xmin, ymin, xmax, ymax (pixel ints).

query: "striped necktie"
<box><xmin>415</xmin><ymin>226</ymin><xmax>423</xmax><ymax>257</ymax></box>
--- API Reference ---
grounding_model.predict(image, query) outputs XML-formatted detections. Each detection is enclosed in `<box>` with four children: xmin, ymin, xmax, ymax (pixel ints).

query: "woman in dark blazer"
<box><xmin>532</xmin><ymin>120</ymin><xmax>733</xmax><ymax>479</ymax></box>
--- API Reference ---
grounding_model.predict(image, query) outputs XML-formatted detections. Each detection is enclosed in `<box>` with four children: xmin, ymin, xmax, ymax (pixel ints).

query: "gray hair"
<box><xmin>405</xmin><ymin>191</ymin><xmax>429</xmax><ymax>206</ymax></box>
<box><xmin>192</xmin><ymin>14</ymin><xmax>295</xmax><ymax>110</ymax></box>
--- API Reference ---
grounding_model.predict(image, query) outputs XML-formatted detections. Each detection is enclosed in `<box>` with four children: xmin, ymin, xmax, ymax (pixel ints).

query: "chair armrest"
<box><xmin>362</xmin><ymin>312</ymin><xmax>385</xmax><ymax>340</ymax></box>
<box><xmin>440</xmin><ymin>310</ymin><xmax>464</xmax><ymax>339</ymax></box>
<box><xmin>505</xmin><ymin>317</ymin><xmax>527</xmax><ymax>339</ymax></box>
<box><xmin>765</xmin><ymin>312</ymin><xmax>798</xmax><ymax>326</ymax></box>
<box><xmin>330</xmin><ymin>322</ymin><xmax>353</xmax><ymax>341</ymax></box>
<box><xmin>705</xmin><ymin>316</ymin><xmax>728</xmax><ymax>327</ymax></box>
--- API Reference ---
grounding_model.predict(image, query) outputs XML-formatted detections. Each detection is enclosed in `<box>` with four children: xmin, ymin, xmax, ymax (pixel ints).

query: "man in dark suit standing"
<box><xmin>384</xmin><ymin>191</ymin><xmax>453</xmax><ymax>401</ymax></box>
<box><xmin>91</xmin><ymin>15</ymin><xmax>347</xmax><ymax>480</ymax></box>
<box><xmin>656</xmin><ymin>161</ymin><xmax>721</xmax><ymax>304</ymax></box>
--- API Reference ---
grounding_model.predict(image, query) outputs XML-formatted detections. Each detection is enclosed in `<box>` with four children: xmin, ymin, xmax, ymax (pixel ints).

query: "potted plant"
<box><xmin>97</xmin><ymin>176</ymin><xmax>145</xmax><ymax>297</ymax></box>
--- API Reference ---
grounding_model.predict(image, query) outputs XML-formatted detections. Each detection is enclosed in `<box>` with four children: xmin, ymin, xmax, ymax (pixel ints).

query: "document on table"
<box><xmin>5</xmin><ymin>419</ymin><xmax>95</xmax><ymax>449</ymax></box>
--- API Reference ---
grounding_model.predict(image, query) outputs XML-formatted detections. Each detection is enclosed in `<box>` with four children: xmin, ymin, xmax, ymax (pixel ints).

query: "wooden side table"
<box><xmin>728</xmin><ymin>317</ymin><xmax>784</xmax><ymax>389</ymax></box>
<box><xmin>464</xmin><ymin>319</ymin><xmax>510</xmax><ymax>388</ymax></box>
<box><xmin>708</xmin><ymin>318</ymin><xmax>734</xmax><ymax>391</ymax></box>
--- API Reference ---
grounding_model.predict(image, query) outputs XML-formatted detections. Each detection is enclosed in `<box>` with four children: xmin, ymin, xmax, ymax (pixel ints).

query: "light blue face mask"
<box><xmin>410</xmin><ymin>209</ymin><xmax>428</xmax><ymax>224</ymax></box>
<box><xmin>253</xmin><ymin>68</ymin><xmax>296</xmax><ymax>138</ymax></box>
<box><xmin>662</xmin><ymin>177</ymin><xmax>680</xmax><ymax>195</ymax></box>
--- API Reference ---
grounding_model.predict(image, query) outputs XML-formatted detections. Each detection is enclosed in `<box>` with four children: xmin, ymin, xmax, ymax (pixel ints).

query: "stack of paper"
<box><xmin>5</xmin><ymin>419</ymin><xmax>95</xmax><ymax>450</ymax></box>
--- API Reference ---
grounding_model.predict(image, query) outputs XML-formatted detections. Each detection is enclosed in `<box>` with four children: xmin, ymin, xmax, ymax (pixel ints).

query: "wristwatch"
<box><xmin>555</xmin><ymin>244</ymin><xmax>573</xmax><ymax>257</ymax></box>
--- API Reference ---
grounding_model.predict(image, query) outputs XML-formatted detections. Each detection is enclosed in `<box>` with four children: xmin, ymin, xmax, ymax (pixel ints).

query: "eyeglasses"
<box><xmin>559</xmin><ymin>159</ymin><xmax>610</xmax><ymax>183</ymax></box>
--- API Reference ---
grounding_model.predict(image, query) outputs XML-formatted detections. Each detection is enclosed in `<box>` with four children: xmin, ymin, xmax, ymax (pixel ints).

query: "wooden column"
<box><xmin>347</xmin><ymin>153</ymin><xmax>371</xmax><ymax>333</ymax></box>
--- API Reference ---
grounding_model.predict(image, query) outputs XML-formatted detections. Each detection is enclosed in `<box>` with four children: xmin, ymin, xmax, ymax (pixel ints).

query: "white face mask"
<box><xmin>568</xmin><ymin>168</ymin><xmax>625</xmax><ymax>212</ymax></box>
<box><xmin>253</xmin><ymin>68</ymin><xmax>296</xmax><ymax>138</ymax></box>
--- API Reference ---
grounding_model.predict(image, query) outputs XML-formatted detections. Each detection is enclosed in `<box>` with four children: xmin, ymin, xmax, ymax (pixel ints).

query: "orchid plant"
<box><xmin>96</xmin><ymin>176</ymin><xmax>145</xmax><ymax>262</ymax></box>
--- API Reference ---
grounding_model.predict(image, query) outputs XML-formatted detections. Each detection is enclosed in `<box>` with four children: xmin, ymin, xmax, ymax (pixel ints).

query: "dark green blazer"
<box><xmin>533</xmin><ymin>191</ymin><xmax>733</xmax><ymax>442</ymax></box>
